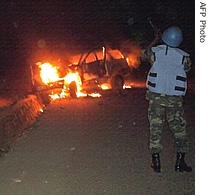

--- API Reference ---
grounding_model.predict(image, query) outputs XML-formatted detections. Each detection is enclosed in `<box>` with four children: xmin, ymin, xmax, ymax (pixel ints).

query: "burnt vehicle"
<box><xmin>69</xmin><ymin>46</ymin><xmax>130</xmax><ymax>95</ymax></box>
<box><xmin>31</xmin><ymin>61</ymin><xmax>66</xmax><ymax>92</ymax></box>
<box><xmin>31</xmin><ymin>46</ymin><xmax>131</xmax><ymax>97</ymax></box>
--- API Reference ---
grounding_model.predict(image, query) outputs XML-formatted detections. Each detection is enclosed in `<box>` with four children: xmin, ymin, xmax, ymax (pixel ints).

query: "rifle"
<box><xmin>147</xmin><ymin>18</ymin><xmax>162</xmax><ymax>48</ymax></box>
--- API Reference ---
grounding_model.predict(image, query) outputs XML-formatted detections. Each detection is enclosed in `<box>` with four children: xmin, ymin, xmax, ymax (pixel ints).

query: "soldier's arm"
<box><xmin>142</xmin><ymin>48</ymin><xmax>155</xmax><ymax>65</ymax></box>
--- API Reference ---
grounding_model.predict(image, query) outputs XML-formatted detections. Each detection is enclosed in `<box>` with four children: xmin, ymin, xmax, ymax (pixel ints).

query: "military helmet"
<box><xmin>161</xmin><ymin>26</ymin><xmax>183</xmax><ymax>47</ymax></box>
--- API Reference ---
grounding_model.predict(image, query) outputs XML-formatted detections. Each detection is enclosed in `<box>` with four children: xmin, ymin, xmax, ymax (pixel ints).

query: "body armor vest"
<box><xmin>146</xmin><ymin>45</ymin><xmax>189</xmax><ymax>96</ymax></box>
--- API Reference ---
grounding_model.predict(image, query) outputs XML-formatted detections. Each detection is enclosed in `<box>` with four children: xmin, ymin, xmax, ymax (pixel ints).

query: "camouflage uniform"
<box><xmin>145</xmin><ymin>47</ymin><xmax>191</xmax><ymax>154</ymax></box>
<box><xmin>146</xmin><ymin>91</ymin><xmax>188</xmax><ymax>153</ymax></box>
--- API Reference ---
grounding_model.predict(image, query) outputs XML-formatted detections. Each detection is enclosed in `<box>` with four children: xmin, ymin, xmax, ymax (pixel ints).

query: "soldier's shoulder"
<box><xmin>175</xmin><ymin>48</ymin><xmax>190</xmax><ymax>56</ymax></box>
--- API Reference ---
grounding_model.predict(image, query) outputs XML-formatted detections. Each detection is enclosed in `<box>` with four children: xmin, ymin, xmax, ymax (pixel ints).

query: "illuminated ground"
<box><xmin>0</xmin><ymin>75</ymin><xmax>194</xmax><ymax>194</ymax></box>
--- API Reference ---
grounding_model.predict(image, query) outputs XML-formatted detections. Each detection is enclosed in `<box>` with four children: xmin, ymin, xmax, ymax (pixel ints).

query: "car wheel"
<box><xmin>69</xmin><ymin>81</ymin><xmax>77</xmax><ymax>98</ymax></box>
<box><xmin>111</xmin><ymin>74</ymin><xmax>124</xmax><ymax>90</ymax></box>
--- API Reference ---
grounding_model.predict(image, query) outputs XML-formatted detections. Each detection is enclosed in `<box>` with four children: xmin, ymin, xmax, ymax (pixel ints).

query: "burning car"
<box><xmin>31</xmin><ymin>46</ymin><xmax>131</xmax><ymax>98</ymax></box>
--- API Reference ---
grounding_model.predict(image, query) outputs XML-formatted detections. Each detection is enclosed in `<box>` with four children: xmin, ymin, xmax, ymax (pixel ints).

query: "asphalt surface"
<box><xmin>0</xmin><ymin>88</ymin><xmax>195</xmax><ymax>195</ymax></box>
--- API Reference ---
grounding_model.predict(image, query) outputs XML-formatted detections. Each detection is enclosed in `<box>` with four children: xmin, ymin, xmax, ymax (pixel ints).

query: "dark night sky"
<box><xmin>0</xmin><ymin>0</ymin><xmax>194</xmax><ymax>69</ymax></box>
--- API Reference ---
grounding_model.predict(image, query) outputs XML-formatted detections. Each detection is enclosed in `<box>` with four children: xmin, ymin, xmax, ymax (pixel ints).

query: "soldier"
<box><xmin>145</xmin><ymin>26</ymin><xmax>192</xmax><ymax>173</ymax></box>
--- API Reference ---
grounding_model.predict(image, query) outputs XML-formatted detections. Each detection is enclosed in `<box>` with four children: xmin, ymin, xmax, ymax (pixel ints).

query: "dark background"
<box><xmin>0</xmin><ymin>0</ymin><xmax>194</xmax><ymax>71</ymax></box>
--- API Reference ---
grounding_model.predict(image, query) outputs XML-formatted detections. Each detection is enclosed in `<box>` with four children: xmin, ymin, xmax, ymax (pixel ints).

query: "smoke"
<box><xmin>119</xmin><ymin>39</ymin><xmax>142</xmax><ymax>69</ymax></box>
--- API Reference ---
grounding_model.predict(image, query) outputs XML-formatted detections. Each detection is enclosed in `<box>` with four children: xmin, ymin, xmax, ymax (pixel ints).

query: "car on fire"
<box><xmin>31</xmin><ymin>46</ymin><xmax>131</xmax><ymax>98</ymax></box>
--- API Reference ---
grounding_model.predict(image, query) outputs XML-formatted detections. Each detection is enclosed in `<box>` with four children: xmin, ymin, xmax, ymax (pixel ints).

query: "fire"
<box><xmin>88</xmin><ymin>92</ymin><xmax>102</xmax><ymax>98</ymax></box>
<box><xmin>36</xmin><ymin>61</ymin><xmax>102</xmax><ymax>99</ymax></box>
<box><xmin>76</xmin><ymin>91</ymin><xmax>88</xmax><ymax>97</ymax></box>
<box><xmin>49</xmin><ymin>88</ymin><xmax>67</xmax><ymax>100</ymax></box>
<box><xmin>126</xmin><ymin>57</ymin><xmax>129</xmax><ymax>64</ymax></box>
<box><xmin>36</xmin><ymin>57</ymin><xmax>132</xmax><ymax>100</ymax></box>
<box><xmin>37</xmin><ymin>62</ymin><xmax>60</xmax><ymax>84</ymax></box>
<box><xmin>100</xmin><ymin>83</ymin><xmax>111</xmax><ymax>90</ymax></box>
<box><xmin>64</xmin><ymin>71</ymin><xmax>82</xmax><ymax>92</ymax></box>
<box><xmin>49</xmin><ymin>93</ymin><xmax>60</xmax><ymax>100</ymax></box>
<box><xmin>64</xmin><ymin>71</ymin><xmax>91</xmax><ymax>97</ymax></box>
<box><xmin>123</xmin><ymin>84</ymin><xmax>132</xmax><ymax>89</ymax></box>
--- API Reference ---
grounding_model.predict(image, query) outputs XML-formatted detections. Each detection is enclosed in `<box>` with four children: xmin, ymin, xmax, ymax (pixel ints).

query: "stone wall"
<box><xmin>0</xmin><ymin>93</ymin><xmax>50</xmax><ymax>149</ymax></box>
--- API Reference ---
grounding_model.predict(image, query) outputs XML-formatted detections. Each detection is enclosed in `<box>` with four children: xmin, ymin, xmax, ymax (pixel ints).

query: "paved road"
<box><xmin>0</xmin><ymin>88</ymin><xmax>195</xmax><ymax>195</ymax></box>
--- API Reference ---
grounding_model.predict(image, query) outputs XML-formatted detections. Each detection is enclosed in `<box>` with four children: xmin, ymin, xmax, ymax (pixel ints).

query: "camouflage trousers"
<box><xmin>146</xmin><ymin>91</ymin><xmax>189</xmax><ymax>154</ymax></box>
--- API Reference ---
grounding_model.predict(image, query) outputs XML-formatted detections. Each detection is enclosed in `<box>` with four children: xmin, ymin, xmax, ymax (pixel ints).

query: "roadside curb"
<box><xmin>0</xmin><ymin>92</ymin><xmax>50</xmax><ymax>151</ymax></box>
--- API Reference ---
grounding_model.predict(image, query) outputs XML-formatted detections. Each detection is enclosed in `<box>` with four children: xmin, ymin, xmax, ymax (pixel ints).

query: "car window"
<box><xmin>85</xmin><ymin>52</ymin><xmax>98</xmax><ymax>64</ymax></box>
<box><xmin>94</xmin><ymin>50</ymin><xmax>104</xmax><ymax>61</ymax></box>
<box><xmin>107</xmin><ymin>49</ymin><xmax>124</xmax><ymax>60</ymax></box>
<box><xmin>82</xmin><ymin>52</ymin><xmax>100</xmax><ymax>75</ymax></box>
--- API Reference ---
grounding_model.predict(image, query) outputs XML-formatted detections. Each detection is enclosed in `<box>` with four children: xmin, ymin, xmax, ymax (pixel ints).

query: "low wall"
<box><xmin>0</xmin><ymin>92</ymin><xmax>50</xmax><ymax>150</ymax></box>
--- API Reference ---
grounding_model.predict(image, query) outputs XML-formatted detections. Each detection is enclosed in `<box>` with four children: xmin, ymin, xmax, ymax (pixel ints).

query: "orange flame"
<box><xmin>37</xmin><ymin>62</ymin><xmax>60</xmax><ymax>84</ymax></box>
<box><xmin>88</xmin><ymin>92</ymin><xmax>102</xmax><ymax>98</ymax></box>
<box><xmin>100</xmin><ymin>83</ymin><xmax>111</xmax><ymax>90</ymax></box>
<box><xmin>64</xmin><ymin>71</ymin><xmax>82</xmax><ymax>91</ymax></box>
<box><xmin>36</xmin><ymin>61</ymin><xmax>103</xmax><ymax>99</ymax></box>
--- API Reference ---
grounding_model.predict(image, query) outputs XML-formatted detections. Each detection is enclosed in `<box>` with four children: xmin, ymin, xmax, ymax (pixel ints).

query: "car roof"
<box><xmin>68</xmin><ymin>47</ymin><xmax>125</xmax><ymax>65</ymax></box>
